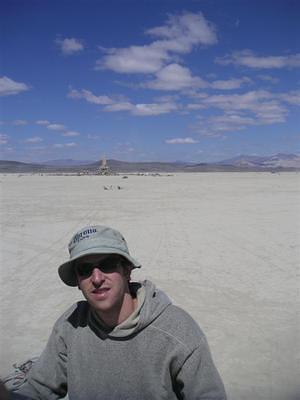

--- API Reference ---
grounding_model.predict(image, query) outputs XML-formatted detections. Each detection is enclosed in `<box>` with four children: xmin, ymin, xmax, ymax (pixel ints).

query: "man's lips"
<box><xmin>91</xmin><ymin>287</ymin><xmax>111</xmax><ymax>298</ymax></box>
<box><xmin>92</xmin><ymin>287</ymin><xmax>110</xmax><ymax>293</ymax></box>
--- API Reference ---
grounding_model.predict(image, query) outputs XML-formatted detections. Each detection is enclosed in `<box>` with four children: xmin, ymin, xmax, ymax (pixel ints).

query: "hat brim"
<box><xmin>58</xmin><ymin>248</ymin><xmax>141</xmax><ymax>287</ymax></box>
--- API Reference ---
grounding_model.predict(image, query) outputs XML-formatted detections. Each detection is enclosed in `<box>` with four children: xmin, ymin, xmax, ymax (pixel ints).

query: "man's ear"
<box><xmin>73</xmin><ymin>261</ymin><xmax>81</xmax><ymax>289</ymax></box>
<box><xmin>124</xmin><ymin>264</ymin><xmax>132</xmax><ymax>281</ymax></box>
<box><xmin>77</xmin><ymin>276</ymin><xmax>82</xmax><ymax>290</ymax></box>
<box><xmin>77</xmin><ymin>275</ymin><xmax>82</xmax><ymax>290</ymax></box>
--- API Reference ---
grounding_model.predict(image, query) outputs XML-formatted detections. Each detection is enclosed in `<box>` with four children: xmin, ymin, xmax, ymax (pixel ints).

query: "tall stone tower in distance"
<box><xmin>99</xmin><ymin>155</ymin><xmax>111</xmax><ymax>175</ymax></box>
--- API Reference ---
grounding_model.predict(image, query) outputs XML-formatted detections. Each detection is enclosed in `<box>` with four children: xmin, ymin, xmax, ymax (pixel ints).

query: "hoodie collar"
<box><xmin>88</xmin><ymin>280</ymin><xmax>171</xmax><ymax>338</ymax></box>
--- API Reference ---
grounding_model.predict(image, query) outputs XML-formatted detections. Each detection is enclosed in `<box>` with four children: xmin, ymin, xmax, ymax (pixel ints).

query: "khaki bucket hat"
<box><xmin>58</xmin><ymin>225</ymin><xmax>141</xmax><ymax>286</ymax></box>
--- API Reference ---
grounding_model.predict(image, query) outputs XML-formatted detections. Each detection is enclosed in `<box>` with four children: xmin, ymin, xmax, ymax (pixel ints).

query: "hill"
<box><xmin>0</xmin><ymin>154</ymin><xmax>299</xmax><ymax>173</ymax></box>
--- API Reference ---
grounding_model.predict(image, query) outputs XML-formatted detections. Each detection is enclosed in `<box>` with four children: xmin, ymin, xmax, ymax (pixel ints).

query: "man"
<box><xmin>9</xmin><ymin>225</ymin><xmax>226</xmax><ymax>399</ymax></box>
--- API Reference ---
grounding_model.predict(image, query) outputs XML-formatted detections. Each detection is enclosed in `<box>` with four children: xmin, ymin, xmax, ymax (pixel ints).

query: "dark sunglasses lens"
<box><xmin>76</xmin><ymin>256</ymin><xmax>122</xmax><ymax>276</ymax></box>
<box><xmin>98</xmin><ymin>256</ymin><xmax>120</xmax><ymax>272</ymax></box>
<box><xmin>99</xmin><ymin>257</ymin><xmax>116</xmax><ymax>271</ymax></box>
<box><xmin>76</xmin><ymin>263</ymin><xmax>94</xmax><ymax>277</ymax></box>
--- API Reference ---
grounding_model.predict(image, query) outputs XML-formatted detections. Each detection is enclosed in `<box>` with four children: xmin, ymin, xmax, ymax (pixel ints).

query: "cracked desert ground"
<box><xmin>0</xmin><ymin>172</ymin><xmax>299</xmax><ymax>400</ymax></box>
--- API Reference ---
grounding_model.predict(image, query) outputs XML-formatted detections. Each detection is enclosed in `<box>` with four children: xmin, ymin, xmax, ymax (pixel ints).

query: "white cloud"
<box><xmin>255</xmin><ymin>101</ymin><xmax>288</xmax><ymax>124</ymax></box>
<box><xmin>210</xmin><ymin>77</ymin><xmax>252</xmax><ymax>90</ymax></box>
<box><xmin>62</xmin><ymin>130</ymin><xmax>80</xmax><ymax>137</ymax></box>
<box><xmin>190</xmin><ymin>90</ymin><xmax>291</xmax><ymax>135</ymax></box>
<box><xmin>103</xmin><ymin>102</ymin><xmax>134</xmax><ymax>112</ymax></box>
<box><xmin>53</xmin><ymin>142</ymin><xmax>77</xmax><ymax>148</ymax></box>
<box><xmin>0</xmin><ymin>134</ymin><xmax>9</xmax><ymax>144</ymax></box>
<box><xmin>207</xmin><ymin>113</ymin><xmax>256</xmax><ymax>133</ymax></box>
<box><xmin>47</xmin><ymin>123</ymin><xmax>66</xmax><ymax>131</ymax></box>
<box><xmin>69</xmin><ymin>87</ymin><xmax>178</xmax><ymax>116</ymax></box>
<box><xmin>145</xmin><ymin>63</ymin><xmax>207</xmax><ymax>91</ymax></box>
<box><xmin>201</xmin><ymin>90</ymin><xmax>288</xmax><ymax>124</ymax></box>
<box><xmin>216</xmin><ymin>50</ymin><xmax>300</xmax><ymax>69</ymax></box>
<box><xmin>36</xmin><ymin>120</ymin><xmax>50</xmax><ymax>125</ymax></box>
<box><xmin>165</xmin><ymin>137</ymin><xmax>198</xmax><ymax>144</ymax></box>
<box><xmin>279</xmin><ymin>90</ymin><xmax>300</xmax><ymax>106</ymax></box>
<box><xmin>97</xmin><ymin>11</ymin><xmax>217</xmax><ymax>74</ymax></box>
<box><xmin>132</xmin><ymin>102</ymin><xmax>178</xmax><ymax>116</ymax></box>
<box><xmin>28</xmin><ymin>146</ymin><xmax>46</xmax><ymax>151</ymax></box>
<box><xmin>104</xmin><ymin>101</ymin><xmax>178</xmax><ymax>116</ymax></box>
<box><xmin>97</xmin><ymin>44</ymin><xmax>169</xmax><ymax>74</ymax></box>
<box><xmin>146</xmin><ymin>11</ymin><xmax>217</xmax><ymax>48</ymax></box>
<box><xmin>12</xmin><ymin>119</ymin><xmax>28</xmax><ymax>126</ymax></box>
<box><xmin>25</xmin><ymin>136</ymin><xmax>43</xmax><ymax>143</ymax></box>
<box><xmin>187</xmin><ymin>91</ymin><xmax>209</xmax><ymax>99</ymax></box>
<box><xmin>257</xmin><ymin>75</ymin><xmax>279</xmax><ymax>84</ymax></box>
<box><xmin>56</xmin><ymin>37</ymin><xmax>84</xmax><ymax>55</ymax></box>
<box><xmin>153</xmin><ymin>94</ymin><xmax>180</xmax><ymax>103</ymax></box>
<box><xmin>114</xmin><ymin>142</ymin><xmax>136</xmax><ymax>155</ymax></box>
<box><xmin>187</xmin><ymin>103</ymin><xmax>206</xmax><ymax>110</ymax></box>
<box><xmin>0</xmin><ymin>76</ymin><xmax>30</xmax><ymax>96</ymax></box>
<box><xmin>68</xmin><ymin>88</ymin><xmax>113</xmax><ymax>105</ymax></box>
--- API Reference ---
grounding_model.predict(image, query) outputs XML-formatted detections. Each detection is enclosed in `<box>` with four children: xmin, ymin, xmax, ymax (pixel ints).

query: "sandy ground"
<box><xmin>0</xmin><ymin>172</ymin><xmax>299</xmax><ymax>400</ymax></box>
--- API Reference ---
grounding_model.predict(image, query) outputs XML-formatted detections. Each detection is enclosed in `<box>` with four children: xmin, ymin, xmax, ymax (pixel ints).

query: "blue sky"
<box><xmin>1</xmin><ymin>0</ymin><xmax>299</xmax><ymax>163</ymax></box>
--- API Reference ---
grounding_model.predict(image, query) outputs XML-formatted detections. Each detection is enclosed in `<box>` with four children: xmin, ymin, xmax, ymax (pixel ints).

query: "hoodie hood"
<box><xmin>136</xmin><ymin>280</ymin><xmax>172</xmax><ymax>331</ymax></box>
<box><xmin>89</xmin><ymin>280</ymin><xmax>172</xmax><ymax>338</ymax></box>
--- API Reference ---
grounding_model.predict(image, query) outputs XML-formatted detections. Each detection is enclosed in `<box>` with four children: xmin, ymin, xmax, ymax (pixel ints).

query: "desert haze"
<box><xmin>0</xmin><ymin>172</ymin><xmax>299</xmax><ymax>400</ymax></box>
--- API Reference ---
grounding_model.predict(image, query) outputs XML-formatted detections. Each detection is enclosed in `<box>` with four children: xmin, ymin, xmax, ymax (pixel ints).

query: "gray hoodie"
<box><xmin>12</xmin><ymin>280</ymin><xmax>226</xmax><ymax>399</ymax></box>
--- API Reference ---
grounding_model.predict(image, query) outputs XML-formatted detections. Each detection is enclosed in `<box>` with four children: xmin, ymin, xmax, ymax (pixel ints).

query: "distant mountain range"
<box><xmin>0</xmin><ymin>153</ymin><xmax>299</xmax><ymax>173</ymax></box>
<box><xmin>40</xmin><ymin>159</ymin><xmax>96</xmax><ymax>166</ymax></box>
<box><xmin>217</xmin><ymin>153</ymin><xmax>300</xmax><ymax>169</ymax></box>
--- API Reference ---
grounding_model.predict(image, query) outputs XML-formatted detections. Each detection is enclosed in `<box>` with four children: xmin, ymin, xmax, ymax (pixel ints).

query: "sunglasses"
<box><xmin>75</xmin><ymin>255</ymin><xmax>122</xmax><ymax>277</ymax></box>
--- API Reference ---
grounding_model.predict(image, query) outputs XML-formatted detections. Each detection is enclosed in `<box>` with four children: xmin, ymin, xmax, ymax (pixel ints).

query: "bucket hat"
<box><xmin>58</xmin><ymin>225</ymin><xmax>141</xmax><ymax>286</ymax></box>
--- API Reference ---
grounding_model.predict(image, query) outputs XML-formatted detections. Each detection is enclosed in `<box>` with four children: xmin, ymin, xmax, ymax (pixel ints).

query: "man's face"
<box><xmin>75</xmin><ymin>254</ymin><xmax>131</xmax><ymax>324</ymax></box>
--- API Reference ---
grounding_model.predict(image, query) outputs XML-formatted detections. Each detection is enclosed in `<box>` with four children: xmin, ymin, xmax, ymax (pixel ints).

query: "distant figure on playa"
<box><xmin>7</xmin><ymin>225</ymin><xmax>227</xmax><ymax>399</ymax></box>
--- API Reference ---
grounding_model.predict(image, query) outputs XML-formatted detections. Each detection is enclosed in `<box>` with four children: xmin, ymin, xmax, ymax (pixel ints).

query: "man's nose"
<box><xmin>90</xmin><ymin>267</ymin><xmax>105</xmax><ymax>284</ymax></box>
